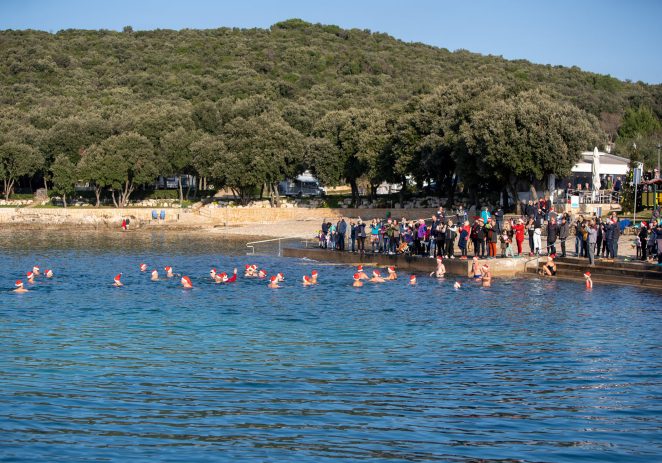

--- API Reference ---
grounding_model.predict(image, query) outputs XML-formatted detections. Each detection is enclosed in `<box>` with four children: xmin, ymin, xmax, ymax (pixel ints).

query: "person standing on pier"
<box><xmin>558</xmin><ymin>215</ymin><xmax>569</xmax><ymax>258</ymax></box>
<box><xmin>587</xmin><ymin>220</ymin><xmax>597</xmax><ymax>266</ymax></box>
<box><xmin>546</xmin><ymin>217</ymin><xmax>559</xmax><ymax>256</ymax></box>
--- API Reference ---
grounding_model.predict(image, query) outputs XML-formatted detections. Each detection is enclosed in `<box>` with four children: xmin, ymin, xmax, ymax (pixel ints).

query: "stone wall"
<box><xmin>0</xmin><ymin>206</ymin><xmax>440</xmax><ymax>228</ymax></box>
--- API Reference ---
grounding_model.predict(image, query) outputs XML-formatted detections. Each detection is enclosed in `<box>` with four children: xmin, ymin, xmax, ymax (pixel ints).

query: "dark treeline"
<box><xmin>0</xmin><ymin>19</ymin><xmax>660</xmax><ymax>207</ymax></box>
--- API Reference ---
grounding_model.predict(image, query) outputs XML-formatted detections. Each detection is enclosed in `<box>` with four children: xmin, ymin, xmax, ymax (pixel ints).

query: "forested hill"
<box><xmin>0</xmin><ymin>19</ymin><xmax>660</xmax><ymax>208</ymax></box>
<box><xmin>1</xmin><ymin>18</ymin><xmax>660</xmax><ymax>121</ymax></box>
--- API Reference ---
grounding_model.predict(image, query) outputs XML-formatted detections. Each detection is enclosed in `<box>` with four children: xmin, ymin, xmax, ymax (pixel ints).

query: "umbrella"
<box><xmin>592</xmin><ymin>146</ymin><xmax>601</xmax><ymax>200</ymax></box>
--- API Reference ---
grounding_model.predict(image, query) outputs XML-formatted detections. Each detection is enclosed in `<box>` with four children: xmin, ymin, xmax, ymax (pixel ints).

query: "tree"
<box><xmin>312</xmin><ymin>109</ymin><xmax>383</xmax><ymax>206</ymax></box>
<box><xmin>0</xmin><ymin>141</ymin><xmax>44</xmax><ymax>200</ymax></box>
<box><xmin>461</xmin><ymin>90</ymin><xmax>603</xmax><ymax>206</ymax></box>
<box><xmin>97</xmin><ymin>133</ymin><xmax>160</xmax><ymax>207</ymax></box>
<box><xmin>50</xmin><ymin>154</ymin><xmax>77</xmax><ymax>207</ymax></box>
<box><xmin>160</xmin><ymin>127</ymin><xmax>199</xmax><ymax>201</ymax></box>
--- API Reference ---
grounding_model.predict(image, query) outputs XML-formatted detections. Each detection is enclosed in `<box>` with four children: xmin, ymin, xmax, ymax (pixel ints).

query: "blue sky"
<box><xmin>1</xmin><ymin>0</ymin><xmax>660</xmax><ymax>84</ymax></box>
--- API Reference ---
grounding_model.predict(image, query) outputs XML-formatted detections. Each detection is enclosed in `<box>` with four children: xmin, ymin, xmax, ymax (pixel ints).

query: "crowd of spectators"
<box><xmin>318</xmin><ymin>201</ymin><xmax>662</xmax><ymax>265</ymax></box>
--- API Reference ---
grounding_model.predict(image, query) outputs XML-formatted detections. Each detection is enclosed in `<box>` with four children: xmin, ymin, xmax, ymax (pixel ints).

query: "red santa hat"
<box><xmin>353</xmin><ymin>273</ymin><xmax>360</xmax><ymax>281</ymax></box>
<box><xmin>245</xmin><ymin>264</ymin><xmax>251</xmax><ymax>269</ymax></box>
<box><xmin>277</xmin><ymin>272</ymin><xmax>284</xmax><ymax>280</ymax></box>
<box><xmin>409</xmin><ymin>274</ymin><xmax>417</xmax><ymax>282</ymax></box>
<box><xmin>26</xmin><ymin>271</ymin><xmax>34</xmax><ymax>278</ymax></box>
<box><xmin>181</xmin><ymin>276</ymin><xmax>192</xmax><ymax>286</ymax></box>
<box><xmin>372</xmin><ymin>270</ymin><xmax>381</xmax><ymax>276</ymax></box>
<box><xmin>114</xmin><ymin>273</ymin><xmax>122</xmax><ymax>282</ymax></box>
<box><xmin>311</xmin><ymin>270</ymin><xmax>318</xmax><ymax>276</ymax></box>
<box><xmin>32</xmin><ymin>266</ymin><xmax>40</xmax><ymax>273</ymax></box>
<box><xmin>140</xmin><ymin>263</ymin><xmax>148</xmax><ymax>271</ymax></box>
<box><xmin>164</xmin><ymin>266</ymin><xmax>172</xmax><ymax>272</ymax></box>
<box><xmin>270</xmin><ymin>275</ymin><xmax>278</xmax><ymax>282</ymax></box>
<box><xmin>303</xmin><ymin>275</ymin><xmax>311</xmax><ymax>283</ymax></box>
<box><xmin>436</xmin><ymin>255</ymin><xmax>443</xmax><ymax>261</ymax></box>
<box><xmin>584</xmin><ymin>271</ymin><xmax>591</xmax><ymax>277</ymax></box>
<box><xmin>151</xmin><ymin>269</ymin><xmax>158</xmax><ymax>276</ymax></box>
<box><xmin>15</xmin><ymin>280</ymin><xmax>23</xmax><ymax>287</ymax></box>
<box><xmin>251</xmin><ymin>264</ymin><xmax>258</xmax><ymax>270</ymax></box>
<box><xmin>357</xmin><ymin>265</ymin><xmax>364</xmax><ymax>271</ymax></box>
<box><xmin>258</xmin><ymin>269</ymin><xmax>267</xmax><ymax>277</ymax></box>
<box><xmin>45</xmin><ymin>269</ymin><xmax>53</xmax><ymax>277</ymax></box>
<box><xmin>387</xmin><ymin>266</ymin><xmax>395</xmax><ymax>273</ymax></box>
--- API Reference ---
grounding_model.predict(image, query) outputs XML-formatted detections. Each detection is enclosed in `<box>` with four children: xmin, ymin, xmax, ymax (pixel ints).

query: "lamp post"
<box><xmin>657</xmin><ymin>143</ymin><xmax>661</xmax><ymax>176</ymax></box>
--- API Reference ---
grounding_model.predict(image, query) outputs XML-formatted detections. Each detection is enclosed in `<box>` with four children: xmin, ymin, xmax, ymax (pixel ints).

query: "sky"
<box><xmin>1</xmin><ymin>0</ymin><xmax>660</xmax><ymax>84</ymax></box>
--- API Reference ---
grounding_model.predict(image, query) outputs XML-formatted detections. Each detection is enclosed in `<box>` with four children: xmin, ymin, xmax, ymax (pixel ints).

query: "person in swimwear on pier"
<box><xmin>311</xmin><ymin>270</ymin><xmax>318</xmax><ymax>284</ymax></box>
<box><xmin>409</xmin><ymin>274</ymin><xmax>417</xmax><ymax>285</ymax></box>
<box><xmin>386</xmin><ymin>266</ymin><xmax>397</xmax><ymax>280</ymax></box>
<box><xmin>356</xmin><ymin>265</ymin><xmax>369</xmax><ymax>280</ymax></box>
<box><xmin>151</xmin><ymin>269</ymin><xmax>159</xmax><ymax>281</ymax></box>
<box><xmin>181</xmin><ymin>276</ymin><xmax>193</xmax><ymax>289</ymax></box>
<box><xmin>352</xmin><ymin>273</ymin><xmax>363</xmax><ymax>287</ymax></box>
<box><xmin>268</xmin><ymin>275</ymin><xmax>280</xmax><ymax>289</ymax></box>
<box><xmin>14</xmin><ymin>280</ymin><xmax>28</xmax><ymax>293</ymax></box>
<box><xmin>369</xmin><ymin>270</ymin><xmax>385</xmax><ymax>283</ymax></box>
<box><xmin>430</xmin><ymin>256</ymin><xmax>446</xmax><ymax>278</ymax></box>
<box><xmin>113</xmin><ymin>273</ymin><xmax>123</xmax><ymax>287</ymax></box>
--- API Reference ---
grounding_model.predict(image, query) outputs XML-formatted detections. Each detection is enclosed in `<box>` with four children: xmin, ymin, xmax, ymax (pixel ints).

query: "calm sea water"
<box><xmin>1</xmin><ymin>230</ymin><xmax>660</xmax><ymax>463</ymax></box>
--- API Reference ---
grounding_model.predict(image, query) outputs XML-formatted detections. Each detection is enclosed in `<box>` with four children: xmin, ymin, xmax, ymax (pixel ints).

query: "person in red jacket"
<box><xmin>512</xmin><ymin>218</ymin><xmax>525</xmax><ymax>256</ymax></box>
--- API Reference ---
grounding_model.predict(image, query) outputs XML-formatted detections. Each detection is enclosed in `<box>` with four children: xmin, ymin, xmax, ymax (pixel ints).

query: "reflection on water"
<box><xmin>0</xmin><ymin>230</ymin><xmax>660</xmax><ymax>462</ymax></box>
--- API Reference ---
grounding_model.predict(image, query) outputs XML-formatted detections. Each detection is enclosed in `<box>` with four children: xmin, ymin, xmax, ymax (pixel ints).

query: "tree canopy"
<box><xmin>0</xmin><ymin>20</ymin><xmax>660</xmax><ymax>206</ymax></box>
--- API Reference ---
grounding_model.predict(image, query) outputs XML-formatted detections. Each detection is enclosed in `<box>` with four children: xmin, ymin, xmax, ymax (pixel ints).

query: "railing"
<box><xmin>564</xmin><ymin>189</ymin><xmax>619</xmax><ymax>204</ymax></box>
<box><xmin>246</xmin><ymin>236</ymin><xmax>301</xmax><ymax>256</ymax></box>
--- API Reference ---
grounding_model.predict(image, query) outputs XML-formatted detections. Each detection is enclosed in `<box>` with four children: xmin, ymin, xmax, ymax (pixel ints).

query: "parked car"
<box><xmin>278</xmin><ymin>171</ymin><xmax>323</xmax><ymax>197</ymax></box>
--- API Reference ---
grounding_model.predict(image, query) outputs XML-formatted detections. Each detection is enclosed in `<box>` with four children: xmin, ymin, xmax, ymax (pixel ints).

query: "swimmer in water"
<box><xmin>26</xmin><ymin>271</ymin><xmax>35</xmax><ymax>284</ymax></box>
<box><xmin>223</xmin><ymin>268</ymin><xmax>238</xmax><ymax>283</ymax></box>
<box><xmin>140</xmin><ymin>263</ymin><xmax>148</xmax><ymax>272</ymax></box>
<box><xmin>302</xmin><ymin>275</ymin><xmax>313</xmax><ymax>286</ymax></box>
<box><xmin>472</xmin><ymin>256</ymin><xmax>482</xmax><ymax>280</ymax></box>
<box><xmin>32</xmin><ymin>266</ymin><xmax>40</xmax><ymax>276</ymax></box>
<box><xmin>113</xmin><ymin>273</ymin><xmax>123</xmax><ymax>287</ymax></box>
<box><xmin>454</xmin><ymin>281</ymin><xmax>461</xmax><ymax>290</ymax></box>
<box><xmin>352</xmin><ymin>273</ymin><xmax>363</xmax><ymax>287</ymax></box>
<box><xmin>386</xmin><ymin>266</ymin><xmax>398</xmax><ymax>280</ymax></box>
<box><xmin>409</xmin><ymin>274</ymin><xmax>417</xmax><ymax>285</ymax></box>
<box><xmin>258</xmin><ymin>269</ymin><xmax>267</xmax><ymax>279</ymax></box>
<box><xmin>369</xmin><ymin>270</ymin><xmax>385</xmax><ymax>283</ymax></box>
<box><xmin>480</xmin><ymin>264</ymin><xmax>491</xmax><ymax>287</ymax></box>
<box><xmin>311</xmin><ymin>270</ymin><xmax>318</xmax><ymax>284</ymax></box>
<box><xmin>268</xmin><ymin>275</ymin><xmax>280</xmax><ymax>289</ymax></box>
<box><xmin>276</xmin><ymin>272</ymin><xmax>285</xmax><ymax>283</ymax></box>
<box><xmin>14</xmin><ymin>280</ymin><xmax>28</xmax><ymax>293</ymax></box>
<box><xmin>45</xmin><ymin>269</ymin><xmax>53</xmax><ymax>278</ymax></box>
<box><xmin>584</xmin><ymin>271</ymin><xmax>593</xmax><ymax>289</ymax></box>
<box><xmin>210</xmin><ymin>268</ymin><xmax>217</xmax><ymax>280</ymax></box>
<box><xmin>430</xmin><ymin>256</ymin><xmax>446</xmax><ymax>278</ymax></box>
<box><xmin>151</xmin><ymin>269</ymin><xmax>159</xmax><ymax>281</ymax></box>
<box><xmin>164</xmin><ymin>266</ymin><xmax>174</xmax><ymax>278</ymax></box>
<box><xmin>215</xmin><ymin>272</ymin><xmax>225</xmax><ymax>283</ymax></box>
<box><xmin>356</xmin><ymin>265</ymin><xmax>369</xmax><ymax>280</ymax></box>
<box><xmin>181</xmin><ymin>276</ymin><xmax>193</xmax><ymax>289</ymax></box>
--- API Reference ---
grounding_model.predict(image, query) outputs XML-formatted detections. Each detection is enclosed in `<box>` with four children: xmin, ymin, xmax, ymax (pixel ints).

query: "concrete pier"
<box><xmin>282</xmin><ymin>248</ymin><xmax>534</xmax><ymax>277</ymax></box>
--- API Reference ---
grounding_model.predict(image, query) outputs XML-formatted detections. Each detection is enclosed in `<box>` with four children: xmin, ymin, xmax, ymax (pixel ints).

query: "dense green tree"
<box><xmin>95</xmin><ymin>133</ymin><xmax>161</xmax><ymax>207</ymax></box>
<box><xmin>0</xmin><ymin>141</ymin><xmax>44</xmax><ymax>200</ymax></box>
<box><xmin>461</xmin><ymin>90</ymin><xmax>603</xmax><ymax>205</ymax></box>
<box><xmin>50</xmin><ymin>153</ymin><xmax>77</xmax><ymax>207</ymax></box>
<box><xmin>160</xmin><ymin>127</ymin><xmax>200</xmax><ymax>201</ymax></box>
